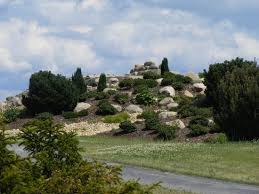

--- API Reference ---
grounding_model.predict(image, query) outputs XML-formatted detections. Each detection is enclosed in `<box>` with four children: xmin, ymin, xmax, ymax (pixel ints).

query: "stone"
<box><xmin>167</xmin><ymin>102</ymin><xmax>179</xmax><ymax>109</ymax></box>
<box><xmin>134</xmin><ymin>64</ymin><xmax>145</xmax><ymax>71</ymax></box>
<box><xmin>159</xmin><ymin>86</ymin><xmax>175</xmax><ymax>97</ymax></box>
<box><xmin>74</xmin><ymin>102</ymin><xmax>91</xmax><ymax>113</ymax></box>
<box><xmin>112</xmin><ymin>104</ymin><xmax>122</xmax><ymax>112</ymax></box>
<box><xmin>0</xmin><ymin>102</ymin><xmax>7</xmax><ymax>112</ymax></box>
<box><xmin>109</xmin><ymin>77</ymin><xmax>119</xmax><ymax>84</ymax></box>
<box><xmin>121</xmin><ymin>91</ymin><xmax>133</xmax><ymax>97</ymax></box>
<box><xmin>125</xmin><ymin>104</ymin><xmax>143</xmax><ymax>113</ymax></box>
<box><xmin>6</xmin><ymin>96</ymin><xmax>23</xmax><ymax>107</ymax></box>
<box><xmin>159</xmin><ymin>97</ymin><xmax>174</xmax><ymax>106</ymax></box>
<box><xmin>87</xmin><ymin>86</ymin><xmax>97</xmax><ymax>92</ymax></box>
<box><xmin>193</xmin><ymin>83</ymin><xmax>206</xmax><ymax>93</ymax></box>
<box><xmin>166</xmin><ymin>119</ymin><xmax>185</xmax><ymax>129</ymax></box>
<box><xmin>144</xmin><ymin>61</ymin><xmax>156</xmax><ymax>67</ymax></box>
<box><xmin>185</xmin><ymin>72</ymin><xmax>203</xmax><ymax>83</ymax></box>
<box><xmin>184</xmin><ymin>90</ymin><xmax>194</xmax><ymax>98</ymax></box>
<box><xmin>158</xmin><ymin>111</ymin><xmax>177</xmax><ymax>120</ymax></box>
<box><xmin>103</xmin><ymin>88</ymin><xmax>117</xmax><ymax>93</ymax></box>
<box><xmin>156</xmin><ymin>78</ymin><xmax>163</xmax><ymax>86</ymax></box>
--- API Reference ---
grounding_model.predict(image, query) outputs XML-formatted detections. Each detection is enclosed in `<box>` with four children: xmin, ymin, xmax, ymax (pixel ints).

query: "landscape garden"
<box><xmin>0</xmin><ymin>57</ymin><xmax>259</xmax><ymax>193</ymax></box>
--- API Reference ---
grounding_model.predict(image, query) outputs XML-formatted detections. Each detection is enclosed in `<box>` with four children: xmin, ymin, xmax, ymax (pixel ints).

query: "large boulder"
<box><xmin>112</xmin><ymin>104</ymin><xmax>122</xmax><ymax>112</ymax></box>
<box><xmin>193</xmin><ymin>83</ymin><xmax>206</xmax><ymax>93</ymax></box>
<box><xmin>159</xmin><ymin>97</ymin><xmax>174</xmax><ymax>106</ymax></box>
<box><xmin>109</xmin><ymin>77</ymin><xmax>119</xmax><ymax>87</ymax></box>
<box><xmin>74</xmin><ymin>102</ymin><xmax>91</xmax><ymax>113</ymax></box>
<box><xmin>144</xmin><ymin>61</ymin><xmax>156</xmax><ymax>67</ymax></box>
<box><xmin>125</xmin><ymin>104</ymin><xmax>143</xmax><ymax>113</ymax></box>
<box><xmin>158</xmin><ymin>111</ymin><xmax>177</xmax><ymax>120</ymax></box>
<box><xmin>166</xmin><ymin>119</ymin><xmax>185</xmax><ymax>129</ymax></box>
<box><xmin>184</xmin><ymin>90</ymin><xmax>194</xmax><ymax>98</ymax></box>
<box><xmin>159</xmin><ymin>86</ymin><xmax>175</xmax><ymax>97</ymax></box>
<box><xmin>134</xmin><ymin>64</ymin><xmax>145</xmax><ymax>71</ymax></box>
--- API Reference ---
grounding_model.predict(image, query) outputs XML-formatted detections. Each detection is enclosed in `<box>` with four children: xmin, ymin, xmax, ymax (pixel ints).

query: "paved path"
<box><xmin>9</xmin><ymin>145</ymin><xmax>259</xmax><ymax>194</ymax></box>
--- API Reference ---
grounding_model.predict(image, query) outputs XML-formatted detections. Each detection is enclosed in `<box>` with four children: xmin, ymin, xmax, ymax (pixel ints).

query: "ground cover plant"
<box><xmin>103</xmin><ymin>112</ymin><xmax>130</xmax><ymax>123</ymax></box>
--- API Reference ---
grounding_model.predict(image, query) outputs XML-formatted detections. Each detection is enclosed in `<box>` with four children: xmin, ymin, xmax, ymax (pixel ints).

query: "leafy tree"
<box><xmin>72</xmin><ymin>67</ymin><xmax>86</xmax><ymax>95</ymax></box>
<box><xmin>22</xmin><ymin>71</ymin><xmax>79</xmax><ymax>115</ymax></box>
<box><xmin>97</xmin><ymin>73</ymin><xmax>107</xmax><ymax>92</ymax></box>
<box><xmin>160</xmin><ymin>57</ymin><xmax>170</xmax><ymax>75</ymax></box>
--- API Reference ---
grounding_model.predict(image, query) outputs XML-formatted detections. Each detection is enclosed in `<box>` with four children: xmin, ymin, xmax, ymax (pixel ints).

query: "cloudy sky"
<box><xmin>0</xmin><ymin>0</ymin><xmax>259</xmax><ymax>100</ymax></box>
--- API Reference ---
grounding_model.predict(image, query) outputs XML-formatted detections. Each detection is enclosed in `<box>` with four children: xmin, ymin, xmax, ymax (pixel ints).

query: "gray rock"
<box><xmin>144</xmin><ymin>61</ymin><xmax>156</xmax><ymax>67</ymax></box>
<box><xmin>166</xmin><ymin>119</ymin><xmax>185</xmax><ymax>129</ymax></box>
<box><xmin>74</xmin><ymin>103</ymin><xmax>91</xmax><ymax>113</ymax></box>
<box><xmin>167</xmin><ymin>102</ymin><xmax>179</xmax><ymax>109</ymax></box>
<box><xmin>158</xmin><ymin>111</ymin><xmax>177</xmax><ymax>120</ymax></box>
<box><xmin>185</xmin><ymin>72</ymin><xmax>203</xmax><ymax>83</ymax></box>
<box><xmin>159</xmin><ymin>86</ymin><xmax>176</xmax><ymax>97</ymax></box>
<box><xmin>125</xmin><ymin>104</ymin><xmax>143</xmax><ymax>113</ymax></box>
<box><xmin>159</xmin><ymin>97</ymin><xmax>174</xmax><ymax>106</ymax></box>
<box><xmin>112</xmin><ymin>104</ymin><xmax>122</xmax><ymax>112</ymax></box>
<box><xmin>156</xmin><ymin>78</ymin><xmax>163</xmax><ymax>86</ymax></box>
<box><xmin>193</xmin><ymin>83</ymin><xmax>206</xmax><ymax>93</ymax></box>
<box><xmin>184</xmin><ymin>90</ymin><xmax>194</xmax><ymax>98</ymax></box>
<box><xmin>103</xmin><ymin>88</ymin><xmax>117</xmax><ymax>93</ymax></box>
<box><xmin>109</xmin><ymin>77</ymin><xmax>119</xmax><ymax>84</ymax></box>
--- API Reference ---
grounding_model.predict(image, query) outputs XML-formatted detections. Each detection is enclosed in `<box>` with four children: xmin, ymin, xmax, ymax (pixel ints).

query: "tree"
<box><xmin>72</xmin><ymin>68</ymin><xmax>86</xmax><ymax>95</ymax></box>
<box><xmin>22</xmin><ymin>71</ymin><xmax>79</xmax><ymax>115</ymax></box>
<box><xmin>97</xmin><ymin>73</ymin><xmax>107</xmax><ymax>92</ymax></box>
<box><xmin>160</xmin><ymin>58</ymin><xmax>170</xmax><ymax>75</ymax></box>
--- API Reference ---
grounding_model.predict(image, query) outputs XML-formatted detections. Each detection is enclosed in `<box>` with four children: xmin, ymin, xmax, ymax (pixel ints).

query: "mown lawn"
<box><xmin>78</xmin><ymin>136</ymin><xmax>259</xmax><ymax>185</ymax></box>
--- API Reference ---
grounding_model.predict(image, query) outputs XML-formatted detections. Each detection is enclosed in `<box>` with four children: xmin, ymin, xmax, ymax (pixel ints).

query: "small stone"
<box><xmin>74</xmin><ymin>103</ymin><xmax>91</xmax><ymax>113</ymax></box>
<box><xmin>167</xmin><ymin>102</ymin><xmax>179</xmax><ymax>109</ymax></box>
<box><xmin>158</xmin><ymin>111</ymin><xmax>177</xmax><ymax>120</ymax></box>
<box><xmin>159</xmin><ymin>86</ymin><xmax>176</xmax><ymax>97</ymax></box>
<box><xmin>184</xmin><ymin>90</ymin><xmax>194</xmax><ymax>98</ymax></box>
<box><xmin>159</xmin><ymin>97</ymin><xmax>174</xmax><ymax>106</ymax></box>
<box><xmin>125</xmin><ymin>104</ymin><xmax>143</xmax><ymax>113</ymax></box>
<box><xmin>112</xmin><ymin>104</ymin><xmax>122</xmax><ymax>112</ymax></box>
<box><xmin>166</xmin><ymin>119</ymin><xmax>185</xmax><ymax>129</ymax></box>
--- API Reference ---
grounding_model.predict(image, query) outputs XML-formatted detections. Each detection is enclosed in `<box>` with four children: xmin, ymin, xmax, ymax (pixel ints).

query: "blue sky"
<box><xmin>1</xmin><ymin>0</ymin><xmax>259</xmax><ymax>100</ymax></box>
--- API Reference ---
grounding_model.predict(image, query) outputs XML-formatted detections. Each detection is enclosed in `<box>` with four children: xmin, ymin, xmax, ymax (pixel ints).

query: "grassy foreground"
<box><xmin>79</xmin><ymin>136</ymin><xmax>259</xmax><ymax>185</ymax></box>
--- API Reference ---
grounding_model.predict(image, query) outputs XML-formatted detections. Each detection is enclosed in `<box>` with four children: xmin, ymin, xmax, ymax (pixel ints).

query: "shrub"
<box><xmin>162</xmin><ymin>72</ymin><xmax>192</xmax><ymax>85</ymax></box>
<box><xmin>189</xmin><ymin>116</ymin><xmax>210</xmax><ymax>136</ymax></box>
<box><xmin>3</xmin><ymin>108</ymin><xmax>21</xmax><ymax>123</ymax></box>
<box><xmin>95</xmin><ymin>92</ymin><xmax>110</xmax><ymax>100</ymax></box>
<box><xmin>62</xmin><ymin>110</ymin><xmax>88</xmax><ymax>119</ymax></box>
<box><xmin>96</xmin><ymin>100</ymin><xmax>118</xmax><ymax>115</ymax></box>
<box><xmin>97</xmin><ymin>73</ymin><xmax>107</xmax><ymax>92</ymax></box>
<box><xmin>85</xmin><ymin>79</ymin><xmax>97</xmax><ymax>87</ymax></box>
<box><xmin>114</xmin><ymin>93</ymin><xmax>129</xmax><ymax>104</ymax></box>
<box><xmin>119</xmin><ymin>121</ymin><xmax>137</xmax><ymax>133</ymax></box>
<box><xmin>119</xmin><ymin>79</ymin><xmax>134</xmax><ymax>89</ymax></box>
<box><xmin>204</xmin><ymin>58</ymin><xmax>259</xmax><ymax>140</ymax></box>
<box><xmin>160</xmin><ymin>78</ymin><xmax>173</xmax><ymax>86</ymax></box>
<box><xmin>160</xmin><ymin>58</ymin><xmax>170</xmax><ymax>75</ymax></box>
<box><xmin>140</xmin><ymin>110</ymin><xmax>160</xmax><ymax>130</ymax></box>
<box><xmin>157</xmin><ymin>124</ymin><xmax>177</xmax><ymax>140</ymax></box>
<box><xmin>133</xmin><ymin>84</ymin><xmax>149</xmax><ymax>94</ymax></box>
<box><xmin>22</xmin><ymin>71</ymin><xmax>78</xmax><ymax>115</ymax></box>
<box><xmin>72</xmin><ymin>67</ymin><xmax>86</xmax><ymax>95</ymax></box>
<box><xmin>134</xmin><ymin>79</ymin><xmax>158</xmax><ymax>88</ymax></box>
<box><xmin>135</xmin><ymin>91</ymin><xmax>155</xmax><ymax>106</ymax></box>
<box><xmin>143</xmin><ymin>71</ymin><xmax>160</xmax><ymax>80</ymax></box>
<box><xmin>205</xmin><ymin>133</ymin><xmax>228</xmax><ymax>144</ymax></box>
<box><xmin>172</xmin><ymin>82</ymin><xmax>184</xmax><ymax>91</ymax></box>
<box><xmin>103</xmin><ymin>112</ymin><xmax>129</xmax><ymax>123</ymax></box>
<box><xmin>36</xmin><ymin>112</ymin><xmax>53</xmax><ymax>120</ymax></box>
<box><xmin>178</xmin><ymin>105</ymin><xmax>212</xmax><ymax>118</ymax></box>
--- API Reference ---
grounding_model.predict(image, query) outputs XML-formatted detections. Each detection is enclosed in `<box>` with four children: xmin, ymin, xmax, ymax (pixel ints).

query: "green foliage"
<box><xmin>80</xmin><ymin>91</ymin><xmax>98</xmax><ymax>101</ymax></box>
<box><xmin>135</xmin><ymin>91</ymin><xmax>156</xmax><ymax>106</ymax></box>
<box><xmin>97</xmin><ymin>73</ymin><xmax>107</xmax><ymax>92</ymax></box>
<box><xmin>160</xmin><ymin>78</ymin><xmax>172</xmax><ymax>86</ymax></box>
<box><xmin>157</xmin><ymin>124</ymin><xmax>177</xmax><ymax>140</ymax></box>
<box><xmin>36</xmin><ymin>112</ymin><xmax>53</xmax><ymax>121</ymax></box>
<box><xmin>103</xmin><ymin>112</ymin><xmax>130</xmax><ymax>123</ymax></box>
<box><xmin>85</xmin><ymin>78</ymin><xmax>98</xmax><ymax>87</ymax></box>
<box><xmin>172</xmin><ymin>82</ymin><xmax>184</xmax><ymax>91</ymax></box>
<box><xmin>62</xmin><ymin>110</ymin><xmax>88</xmax><ymax>119</ymax></box>
<box><xmin>72</xmin><ymin>67</ymin><xmax>86</xmax><ymax>95</ymax></box>
<box><xmin>189</xmin><ymin>116</ymin><xmax>211</xmax><ymax>136</ymax></box>
<box><xmin>143</xmin><ymin>71</ymin><xmax>161</xmax><ymax>80</ymax></box>
<box><xmin>114</xmin><ymin>93</ymin><xmax>129</xmax><ymax>104</ymax></box>
<box><xmin>134</xmin><ymin>79</ymin><xmax>158</xmax><ymax>88</ymax></box>
<box><xmin>96</xmin><ymin>100</ymin><xmax>118</xmax><ymax>115</ymax></box>
<box><xmin>133</xmin><ymin>84</ymin><xmax>149</xmax><ymax>94</ymax></box>
<box><xmin>205</xmin><ymin>133</ymin><xmax>228</xmax><ymax>144</ymax></box>
<box><xmin>3</xmin><ymin>107</ymin><xmax>21</xmax><ymax>123</ymax></box>
<box><xmin>95</xmin><ymin>91</ymin><xmax>110</xmax><ymax>100</ymax></box>
<box><xmin>140</xmin><ymin>110</ymin><xmax>160</xmax><ymax>131</ymax></box>
<box><xmin>206</xmin><ymin>59</ymin><xmax>259</xmax><ymax>140</ymax></box>
<box><xmin>178</xmin><ymin>105</ymin><xmax>212</xmax><ymax>118</ymax></box>
<box><xmin>22</xmin><ymin>71</ymin><xmax>78</xmax><ymax>115</ymax></box>
<box><xmin>119</xmin><ymin>79</ymin><xmax>134</xmax><ymax>89</ymax></box>
<box><xmin>119</xmin><ymin>121</ymin><xmax>137</xmax><ymax>133</ymax></box>
<box><xmin>160</xmin><ymin>58</ymin><xmax>170</xmax><ymax>75</ymax></box>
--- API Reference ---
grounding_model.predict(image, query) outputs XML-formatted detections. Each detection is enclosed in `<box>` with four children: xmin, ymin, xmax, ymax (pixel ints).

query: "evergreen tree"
<box><xmin>160</xmin><ymin>58</ymin><xmax>170</xmax><ymax>75</ymax></box>
<box><xmin>72</xmin><ymin>68</ymin><xmax>86</xmax><ymax>95</ymax></box>
<box><xmin>97</xmin><ymin>73</ymin><xmax>107</xmax><ymax>92</ymax></box>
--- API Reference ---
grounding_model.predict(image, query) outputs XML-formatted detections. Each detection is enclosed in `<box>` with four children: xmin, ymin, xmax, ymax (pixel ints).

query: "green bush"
<box><xmin>172</xmin><ymin>82</ymin><xmax>184</xmax><ymax>91</ymax></box>
<box><xmin>3</xmin><ymin>108</ymin><xmax>21</xmax><ymax>123</ymax></box>
<box><xmin>178</xmin><ymin>105</ymin><xmax>212</xmax><ymax>118</ymax></box>
<box><xmin>114</xmin><ymin>93</ymin><xmax>129</xmax><ymax>104</ymax></box>
<box><xmin>160</xmin><ymin>58</ymin><xmax>170</xmax><ymax>75</ymax></box>
<box><xmin>62</xmin><ymin>110</ymin><xmax>88</xmax><ymax>119</ymax></box>
<box><xmin>134</xmin><ymin>79</ymin><xmax>158</xmax><ymax>88</ymax></box>
<box><xmin>72</xmin><ymin>67</ymin><xmax>86</xmax><ymax>95</ymax></box>
<box><xmin>119</xmin><ymin>121</ymin><xmax>137</xmax><ymax>133</ymax></box>
<box><xmin>157</xmin><ymin>124</ymin><xmax>177</xmax><ymax>140</ymax></box>
<box><xmin>22</xmin><ymin>71</ymin><xmax>78</xmax><ymax>115</ymax></box>
<box><xmin>205</xmin><ymin>133</ymin><xmax>228</xmax><ymax>144</ymax></box>
<box><xmin>133</xmin><ymin>84</ymin><xmax>149</xmax><ymax>94</ymax></box>
<box><xmin>162</xmin><ymin>72</ymin><xmax>192</xmax><ymax>86</ymax></box>
<box><xmin>103</xmin><ymin>112</ymin><xmax>130</xmax><ymax>123</ymax></box>
<box><xmin>95</xmin><ymin>92</ymin><xmax>110</xmax><ymax>100</ymax></box>
<box><xmin>143</xmin><ymin>71</ymin><xmax>160</xmax><ymax>80</ymax></box>
<box><xmin>160</xmin><ymin>79</ymin><xmax>173</xmax><ymax>86</ymax></box>
<box><xmin>97</xmin><ymin>73</ymin><xmax>107</xmax><ymax>92</ymax></box>
<box><xmin>135</xmin><ymin>91</ymin><xmax>155</xmax><ymax>106</ymax></box>
<box><xmin>119</xmin><ymin>79</ymin><xmax>134</xmax><ymax>89</ymax></box>
<box><xmin>189</xmin><ymin>116</ymin><xmax>210</xmax><ymax>136</ymax></box>
<box><xmin>140</xmin><ymin>110</ymin><xmax>160</xmax><ymax>131</ymax></box>
<box><xmin>85</xmin><ymin>79</ymin><xmax>97</xmax><ymax>87</ymax></box>
<box><xmin>36</xmin><ymin>112</ymin><xmax>53</xmax><ymax>120</ymax></box>
<box><xmin>96</xmin><ymin>100</ymin><xmax>118</xmax><ymax>116</ymax></box>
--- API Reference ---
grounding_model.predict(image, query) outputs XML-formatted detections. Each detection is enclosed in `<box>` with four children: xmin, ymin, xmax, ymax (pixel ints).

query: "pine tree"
<box><xmin>72</xmin><ymin>68</ymin><xmax>86</xmax><ymax>95</ymax></box>
<box><xmin>160</xmin><ymin>58</ymin><xmax>170</xmax><ymax>75</ymax></box>
<box><xmin>97</xmin><ymin>73</ymin><xmax>107</xmax><ymax>92</ymax></box>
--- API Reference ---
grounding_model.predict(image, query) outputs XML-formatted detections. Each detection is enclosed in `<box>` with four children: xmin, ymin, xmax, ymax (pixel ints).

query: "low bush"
<box><xmin>62</xmin><ymin>110</ymin><xmax>88</xmax><ymax>119</ymax></box>
<box><xmin>172</xmin><ymin>82</ymin><xmax>184</xmax><ymax>91</ymax></box>
<box><xmin>157</xmin><ymin>124</ymin><xmax>177</xmax><ymax>140</ymax></box>
<box><xmin>114</xmin><ymin>93</ymin><xmax>129</xmax><ymax>104</ymax></box>
<box><xmin>135</xmin><ymin>91</ymin><xmax>156</xmax><ymax>106</ymax></box>
<box><xmin>95</xmin><ymin>92</ymin><xmax>110</xmax><ymax>100</ymax></box>
<box><xmin>3</xmin><ymin>107</ymin><xmax>21</xmax><ymax>123</ymax></box>
<box><xmin>189</xmin><ymin>116</ymin><xmax>210</xmax><ymax>136</ymax></box>
<box><xmin>134</xmin><ymin>79</ymin><xmax>158</xmax><ymax>88</ymax></box>
<box><xmin>119</xmin><ymin>79</ymin><xmax>134</xmax><ymax>89</ymax></box>
<box><xmin>85</xmin><ymin>79</ymin><xmax>97</xmax><ymax>87</ymax></box>
<box><xmin>205</xmin><ymin>133</ymin><xmax>228</xmax><ymax>144</ymax></box>
<box><xmin>119</xmin><ymin>121</ymin><xmax>137</xmax><ymax>133</ymax></box>
<box><xmin>36</xmin><ymin>112</ymin><xmax>53</xmax><ymax>120</ymax></box>
<box><xmin>178</xmin><ymin>105</ymin><xmax>212</xmax><ymax>118</ymax></box>
<box><xmin>160</xmin><ymin>78</ymin><xmax>173</xmax><ymax>86</ymax></box>
<box><xmin>143</xmin><ymin>71</ymin><xmax>161</xmax><ymax>80</ymax></box>
<box><xmin>140</xmin><ymin>110</ymin><xmax>160</xmax><ymax>131</ymax></box>
<box><xmin>133</xmin><ymin>84</ymin><xmax>149</xmax><ymax>94</ymax></box>
<box><xmin>96</xmin><ymin>100</ymin><xmax>118</xmax><ymax>116</ymax></box>
<box><xmin>103</xmin><ymin>112</ymin><xmax>129</xmax><ymax>123</ymax></box>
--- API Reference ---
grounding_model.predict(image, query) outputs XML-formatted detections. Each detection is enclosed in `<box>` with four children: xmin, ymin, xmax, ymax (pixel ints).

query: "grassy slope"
<box><xmin>79</xmin><ymin>136</ymin><xmax>259</xmax><ymax>185</ymax></box>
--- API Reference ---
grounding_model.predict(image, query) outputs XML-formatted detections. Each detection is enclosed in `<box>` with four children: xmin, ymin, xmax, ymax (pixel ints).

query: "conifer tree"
<box><xmin>160</xmin><ymin>58</ymin><xmax>170</xmax><ymax>75</ymax></box>
<box><xmin>72</xmin><ymin>68</ymin><xmax>86</xmax><ymax>95</ymax></box>
<box><xmin>97</xmin><ymin>73</ymin><xmax>107</xmax><ymax>92</ymax></box>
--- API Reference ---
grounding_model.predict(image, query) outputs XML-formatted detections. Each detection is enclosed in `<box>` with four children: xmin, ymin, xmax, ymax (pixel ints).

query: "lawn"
<box><xmin>79</xmin><ymin>136</ymin><xmax>259</xmax><ymax>185</ymax></box>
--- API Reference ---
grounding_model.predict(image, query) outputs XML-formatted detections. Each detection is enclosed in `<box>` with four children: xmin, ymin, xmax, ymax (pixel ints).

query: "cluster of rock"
<box><xmin>130</xmin><ymin>61</ymin><xmax>161</xmax><ymax>75</ymax></box>
<box><xmin>0</xmin><ymin>92</ymin><xmax>26</xmax><ymax>112</ymax></box>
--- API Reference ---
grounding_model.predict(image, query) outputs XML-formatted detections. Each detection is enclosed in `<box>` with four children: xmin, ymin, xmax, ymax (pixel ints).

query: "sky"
<box><xmin>1</xmin><ymin>0</ymin><xmax>259</xmax><ymax>100</ymax></box>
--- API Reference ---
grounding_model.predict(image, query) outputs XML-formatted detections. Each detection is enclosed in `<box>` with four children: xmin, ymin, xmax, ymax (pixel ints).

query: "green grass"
<box><xmin>79</xmin><ymin>136</ymin><xmax>259</xmax><ymax>185</ymax></box>
<box><xmin>103</xmin><ymin>112</ymin><xmax>129</xmax><ymax>123</ymax></box>
<box><xmin>154</xmin><ymin>187</ymin><xmax>193</xmax><ymax>194</ymax></box>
